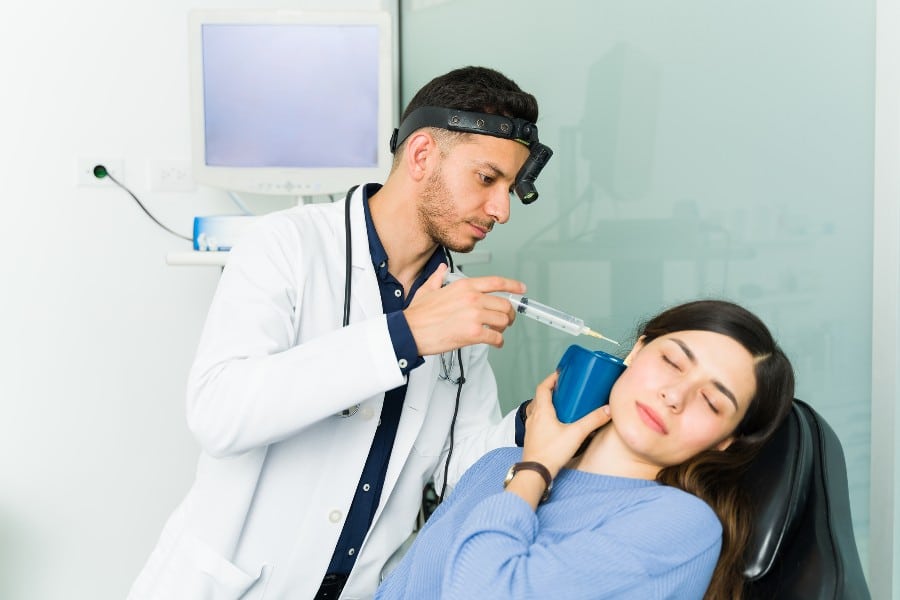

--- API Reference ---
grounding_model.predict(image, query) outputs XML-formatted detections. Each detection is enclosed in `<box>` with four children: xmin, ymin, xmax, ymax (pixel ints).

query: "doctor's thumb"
<box><xmin>426</xmin><ymin>263</ymin><xmax>449</xmax><ymax>290</ymax></box>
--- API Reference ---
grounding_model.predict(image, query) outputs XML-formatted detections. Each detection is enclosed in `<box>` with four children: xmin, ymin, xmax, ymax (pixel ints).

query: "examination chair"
<box><xmin>741</xmin><ymin>399</ymin><xmax>870</xmax><ymax>599</ymax></box>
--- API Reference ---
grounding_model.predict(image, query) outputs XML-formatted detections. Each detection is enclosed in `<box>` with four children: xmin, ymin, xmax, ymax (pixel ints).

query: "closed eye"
<box><xmin>662</xmin><ymin>354</ymin><xmax>681</xmax><ymax>370</ymax></box>
<box><xmin>703</xmin><ymin>393</ymin><xmax>720</xmax><ymax>414</ymax></box>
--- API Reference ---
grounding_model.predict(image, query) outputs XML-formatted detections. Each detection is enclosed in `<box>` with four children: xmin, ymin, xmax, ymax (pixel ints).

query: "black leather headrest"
<box><xmin>742</xmin><ymin>402</ymin><xmax>814</xmax><ymax>579</ymax></box>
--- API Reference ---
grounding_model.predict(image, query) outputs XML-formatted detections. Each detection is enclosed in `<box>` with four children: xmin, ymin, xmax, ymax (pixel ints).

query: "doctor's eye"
<box><xmin>478</xmin><ymin>172</ymin><xmax>495</xmax><ymax>185</ymax></box>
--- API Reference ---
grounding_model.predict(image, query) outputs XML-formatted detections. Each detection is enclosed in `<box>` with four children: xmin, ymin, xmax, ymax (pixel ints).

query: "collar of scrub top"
<box><xmin>388</xmin><ymin>106</ymin><xmax>553</xmax><ymax>204</ymax></box>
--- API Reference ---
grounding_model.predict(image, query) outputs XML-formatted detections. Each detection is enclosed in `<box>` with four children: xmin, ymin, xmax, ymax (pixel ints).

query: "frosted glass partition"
<box><xmin>402</xmin><ymin>0</ymin><xmax>874</xmax><ymax>571</ymax></box>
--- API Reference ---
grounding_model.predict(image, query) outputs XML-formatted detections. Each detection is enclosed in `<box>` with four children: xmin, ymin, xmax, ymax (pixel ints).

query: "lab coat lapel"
<box><xmin>343</xmin><ymin>185</ymin><xmax>438</xmax><ymax>518</ymax></box>
<box><xmin>376</xmin><ymin>356</ymin><xmax>438</xmax><ymax>511</ymax></box>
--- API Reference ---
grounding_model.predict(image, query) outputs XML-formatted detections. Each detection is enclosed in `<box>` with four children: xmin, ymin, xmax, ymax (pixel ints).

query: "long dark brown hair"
<box><xmin>637</xmin><ymin>300</ymin><xmax>795</xmax><ymax>600</ymax></box>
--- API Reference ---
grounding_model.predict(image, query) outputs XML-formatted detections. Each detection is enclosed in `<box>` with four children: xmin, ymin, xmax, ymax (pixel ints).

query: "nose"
<box><xmin>660</xmin><ymin>384</ymin><xmax>686</xmax><ymax>413</ymax></box>
<box><xmin>485</xmin><ymin>187</ymin><xmax>511</xmax><ymax>224</ymax></box>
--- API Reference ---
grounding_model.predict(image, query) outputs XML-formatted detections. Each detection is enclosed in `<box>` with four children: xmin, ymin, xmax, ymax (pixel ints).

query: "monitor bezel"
<box><xmin>188</xmin><ymin>9</ymin><xmax>395</xmax><ymax>196</ymax></box>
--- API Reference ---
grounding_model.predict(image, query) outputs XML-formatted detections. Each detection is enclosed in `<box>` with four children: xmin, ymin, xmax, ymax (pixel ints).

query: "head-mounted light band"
<box><xmin>389</xmin><ymin>106</ymin><xmax>553</xmax><ymax>204</ymax></box>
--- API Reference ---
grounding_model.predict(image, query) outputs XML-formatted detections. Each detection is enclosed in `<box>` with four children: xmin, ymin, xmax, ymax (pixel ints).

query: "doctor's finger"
<box><xmin>481</xmin><ymin>294</ymin><xmax>519</xmax><ymax>323</ymax></box>
<box><xmin>479</xmin><ymin>308</ymin><xmax>515</xmax><ymax>333</ymax></box>
<box><xmin>464</xmin><ymin>274</ymin><xmax>526</xmax><ymax>296</ymax></box>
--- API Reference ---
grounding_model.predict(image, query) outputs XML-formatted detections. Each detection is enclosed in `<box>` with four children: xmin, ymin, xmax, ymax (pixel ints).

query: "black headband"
<box><xmin>389</xmin><ymin>106</ymin><xmax>553</xmax><ymax>204</ymax></box>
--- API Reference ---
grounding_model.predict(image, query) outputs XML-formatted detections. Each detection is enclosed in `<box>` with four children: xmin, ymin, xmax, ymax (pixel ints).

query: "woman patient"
<box><xmin>375</xmin><ymin>299</ymin><xmax>795</xmax><ymax>600</ymax></box>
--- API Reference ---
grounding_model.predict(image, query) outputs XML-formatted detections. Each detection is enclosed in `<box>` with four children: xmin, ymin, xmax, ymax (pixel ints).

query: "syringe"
<box><xmin>443</xmin><ymin>272</ymin><xmax>618</xmax><ymax>345</ymax></box>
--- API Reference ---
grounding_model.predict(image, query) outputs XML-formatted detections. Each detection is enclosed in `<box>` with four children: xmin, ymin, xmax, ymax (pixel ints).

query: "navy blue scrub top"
<box><xmin>324</xmin><ymin>183</ymin><xmax>444</xmax><ymax>575</ymax></box>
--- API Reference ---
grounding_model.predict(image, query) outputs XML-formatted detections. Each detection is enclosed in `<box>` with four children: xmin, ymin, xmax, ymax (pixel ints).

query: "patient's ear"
<box><xmin>715</xmin><ymin>436</ymin><xmax>734</xmax><ymax>451</ymax></box>
<box><xmin>622</xmin><ymin>335</ymin><xmax>646</xmax><ymax>367</ymax></box>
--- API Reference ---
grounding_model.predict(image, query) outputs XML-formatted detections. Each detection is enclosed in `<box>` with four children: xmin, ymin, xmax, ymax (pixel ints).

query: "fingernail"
<box><xmin>602</xmin><ymin>405</ymin><xmax>611</xmax><ymax>415</ymax></box>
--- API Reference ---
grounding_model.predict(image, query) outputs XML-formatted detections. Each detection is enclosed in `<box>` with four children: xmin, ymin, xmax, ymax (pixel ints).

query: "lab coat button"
<box><xmin>360</xmin><ymin>406</ymin><xmax>374</xmax><ymax>420</ymax></box>
<box><xmin>398</xmin><ymin>358</ymin><xmax>408</xmax><ymax>369</ymax></box>
<box><xmin>329</xmin><ymin>510</ymin><xmax>342</xmax><ymax>523</ymax></box>
<box><xmin>348</xmin><ymin>548</ymin><xmax>356</xmax><ymax>556</ymax></box>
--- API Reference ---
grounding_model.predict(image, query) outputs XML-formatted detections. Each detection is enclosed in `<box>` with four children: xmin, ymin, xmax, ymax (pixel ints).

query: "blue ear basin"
<box><xmin>553</xmin><ymin>345</ymin><xmax>626</xmax><ymax>423</ymax></box>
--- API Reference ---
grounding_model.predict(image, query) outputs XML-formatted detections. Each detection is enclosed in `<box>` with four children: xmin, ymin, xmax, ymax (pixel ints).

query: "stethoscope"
<box><xmin>341</xmin><ymin>185</ymin><xmax>463</xmax><ymax>503</ymax></box>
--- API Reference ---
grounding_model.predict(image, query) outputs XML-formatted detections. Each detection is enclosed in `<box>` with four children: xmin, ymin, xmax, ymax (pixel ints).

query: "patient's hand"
<box><xmin>521</xmin><ymin>372</ymin><xmax>611</xmax><ymax>479</ymax></box>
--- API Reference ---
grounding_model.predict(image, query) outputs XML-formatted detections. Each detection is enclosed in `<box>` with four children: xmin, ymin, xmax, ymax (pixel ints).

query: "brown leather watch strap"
<box><xmin>504</xmin><ymin>461</ymin><xmax>553</xmax><ymax>503</ymax></box>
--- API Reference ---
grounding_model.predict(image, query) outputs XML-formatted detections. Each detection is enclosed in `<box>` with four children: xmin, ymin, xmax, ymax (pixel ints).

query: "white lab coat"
<box><xmin>128</xmin><ymin>186</ymin><xmax>517</xmax><ymax>600</ymax></box>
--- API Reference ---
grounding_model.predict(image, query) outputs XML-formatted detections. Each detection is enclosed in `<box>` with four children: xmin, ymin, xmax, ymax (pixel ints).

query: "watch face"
<box><xmin>503</xmin><ymin>465</ymin><xmax>517</xmax><ymax>488</ymax></box>
<box><xmin>502</xmin><ymin>462</ymin><xmax>552</xmax><ymax>503</ymax></box>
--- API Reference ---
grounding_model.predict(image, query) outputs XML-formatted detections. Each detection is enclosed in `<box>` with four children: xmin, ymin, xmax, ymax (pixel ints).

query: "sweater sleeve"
<box><xmin>441</xmin><ymin>488</ymin><xmax>721</xmax><ymax>600</ymax></box>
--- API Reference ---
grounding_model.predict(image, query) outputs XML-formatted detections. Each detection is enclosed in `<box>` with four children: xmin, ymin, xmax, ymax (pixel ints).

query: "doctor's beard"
<box><xmin>418</xmin><ymin>165</ymin><xmax>491</xmax><ymax>254</ymax></box>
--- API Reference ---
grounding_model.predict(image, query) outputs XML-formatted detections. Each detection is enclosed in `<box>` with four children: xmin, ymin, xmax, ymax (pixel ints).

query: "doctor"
<box><xmin>128</xmin><ymin>66</ymin><xmax>551</xmax><ymax>600</ymax></box>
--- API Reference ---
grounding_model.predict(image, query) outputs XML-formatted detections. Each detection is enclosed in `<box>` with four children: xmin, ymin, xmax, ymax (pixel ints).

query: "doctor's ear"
<box><xmin>622</xmin><ymin>335</ymin><xmax>646</xmax><ymax>367</ymax></box>
<box><xmin>404</xmin><ymin>131</ymin><xmax>439</xmax><ymax>182</ymax></box>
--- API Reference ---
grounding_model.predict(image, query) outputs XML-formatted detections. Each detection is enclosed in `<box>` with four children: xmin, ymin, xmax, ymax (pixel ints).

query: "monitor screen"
<box><xmin>189</xmin><ymin>10</ymin><xmax>395</xmax><ymax>196</ymax></box>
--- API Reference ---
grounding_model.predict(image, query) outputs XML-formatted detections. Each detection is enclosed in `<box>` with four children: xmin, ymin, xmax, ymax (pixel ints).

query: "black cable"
<box><xmin>438</xmin><ymin>347</ymin><xmax>464</xmax><ymax>504</ymax></box>
<box><xmin>395</xmin><ymin>0</ymin><xmax>403</xmax><ymax>122</ymax></box>
<box><xmin>94</xmin><ymin>166</ymin><xmax>192</xmax><ymax>242</ymax></box>
<box><xmin>343</xmin><ymin>186</ymin><xmax>358</xmax><ymax>327</ymax></box>
<box><xmin>437</xmin><ymin>249</ymin><xmax>462</xmax><ymax>505</ymax></box>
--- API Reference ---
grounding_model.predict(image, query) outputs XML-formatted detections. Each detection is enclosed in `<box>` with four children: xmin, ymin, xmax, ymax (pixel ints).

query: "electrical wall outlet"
<box><xmin>77</xmin><ymin>158</ymin><xmax>124</xmax><ymax>187</ymax></box>
<box><xmin>148</xmin><ymin>159</ymin><xmax>196</xmax><ymax>192</ymax></box>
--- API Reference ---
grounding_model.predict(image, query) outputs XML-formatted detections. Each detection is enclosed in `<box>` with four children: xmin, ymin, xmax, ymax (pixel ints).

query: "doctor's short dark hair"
<box><xmin>392</xmin><ymin>66</ymin><xmax>539</xmax><ymax>164</ymax></box>
<box><xmin>401</xmin><ymin>66</ymin><xmax>539</xmax><ymax>124</ymax></box>
<box><xmin>391</xmin><ymin>66</ymin><xmax>538</xmax><ymax>166</ymax></box>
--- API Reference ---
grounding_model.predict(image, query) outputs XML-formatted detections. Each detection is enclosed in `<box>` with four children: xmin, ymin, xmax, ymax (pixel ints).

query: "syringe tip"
<box><xmin>585</xmin><ymin>328</ymin><xmax>619</xmax><ymax>345</ymax></box>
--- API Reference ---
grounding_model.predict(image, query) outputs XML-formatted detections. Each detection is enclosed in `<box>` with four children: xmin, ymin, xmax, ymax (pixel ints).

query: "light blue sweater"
<box><xmin>375</xmin><ymin>447</ymin><xmax>721</xmax><ymax>600</ymax></box>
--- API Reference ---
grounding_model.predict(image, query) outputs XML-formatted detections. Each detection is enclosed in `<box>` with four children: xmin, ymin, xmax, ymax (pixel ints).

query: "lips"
<box><xmin>469</xmin><ymin>222</ymin><xmax>490</xmax><ymax>239</ymax></box>
<box><xmin>636</xmin><ymin>402</ymin><xmax>668</xmax><ymax>434</ymax></box>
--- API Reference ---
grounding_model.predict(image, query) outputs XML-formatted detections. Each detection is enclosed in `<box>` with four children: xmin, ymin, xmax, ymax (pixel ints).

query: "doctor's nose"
<box><xmin>485</xmin><ymin>188</ymin><xmax>511</xmax><ymax>224</ymax></box>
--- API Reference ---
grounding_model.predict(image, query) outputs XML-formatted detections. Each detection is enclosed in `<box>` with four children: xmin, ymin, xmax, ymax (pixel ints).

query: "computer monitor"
<box><xmin>188</xmin><ymin>9</ymin><xmax>395</xmax><ymax>196</ymax></box>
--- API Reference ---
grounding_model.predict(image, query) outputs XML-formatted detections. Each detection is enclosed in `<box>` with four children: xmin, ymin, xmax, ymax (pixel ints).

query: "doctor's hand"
<box><xmin>404</xmin><ymin>264</ymin><xmax>526</xmax><ymax>356</ymax></box>
<box><xmin>521</xmin><ymin>372</ymin><xmax>611</xmax><ymax>479</ymax></box>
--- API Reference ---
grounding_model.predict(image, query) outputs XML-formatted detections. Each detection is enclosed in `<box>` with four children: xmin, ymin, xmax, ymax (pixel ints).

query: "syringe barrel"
<box><xmin>505</xmin><ymin>294</ymin><xmax>584</xmax><ymax>336</ymax></box>
<box><xmin>442</xmin><ymin>271</ymin><xmax>586</xmax><ymax>337</ymax></box>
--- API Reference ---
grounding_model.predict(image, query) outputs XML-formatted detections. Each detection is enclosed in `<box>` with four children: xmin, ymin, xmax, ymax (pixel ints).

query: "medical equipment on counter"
<box><xmin>193</xmin><ymin>215</ymin><xmax>258</xmax><ymax>251</ymax></box>
<box><xmin>443</xmin><ymin>272</ymin><xmax>619</xmax><ymax>345</ymax></box>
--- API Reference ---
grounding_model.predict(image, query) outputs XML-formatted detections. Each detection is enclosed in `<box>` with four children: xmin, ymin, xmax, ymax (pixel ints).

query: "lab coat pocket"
<box><xmin>169</xmin><ymin>535</ymin><xmax>266</xmax><ymax>600</ymax></box>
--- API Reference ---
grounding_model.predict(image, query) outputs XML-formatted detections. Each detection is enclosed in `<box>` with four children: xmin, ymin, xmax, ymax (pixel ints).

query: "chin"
<box><xmin>442</xmin><ymin>238</ymin><xmax>478</xmax><ymax>254</ymax></box>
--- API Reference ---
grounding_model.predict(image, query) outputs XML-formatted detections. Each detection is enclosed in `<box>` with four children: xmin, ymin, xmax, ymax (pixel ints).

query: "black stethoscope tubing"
<box><xmin>343</xmin><ymin>185</ymin><xmax>358</xmax><ymax>328</ymax></box>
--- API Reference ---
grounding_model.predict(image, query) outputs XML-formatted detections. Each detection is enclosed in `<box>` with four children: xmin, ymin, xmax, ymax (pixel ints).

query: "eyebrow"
<box><xmin>670</xmin><ymin>337</ymin><xmax>739</xmax><ymax>411</ymax></box>
<box><xmin>473</xmin><ymin>159</ymin><xmax>508</xmax><ymax>181</ymax></box>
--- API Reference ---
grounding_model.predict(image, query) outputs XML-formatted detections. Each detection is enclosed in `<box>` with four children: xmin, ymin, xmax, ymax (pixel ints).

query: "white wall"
<box><xmin>0</xmin><ymin>1</ymin><xmax>389</xmax><ymax>599</ymax></box>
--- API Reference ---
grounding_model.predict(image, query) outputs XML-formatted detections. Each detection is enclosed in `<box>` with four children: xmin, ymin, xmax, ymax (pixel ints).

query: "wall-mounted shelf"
<box><xmin>167</xmin><ymin>251</ymin><xmax>229</xmax><ymax>267</ymax></box>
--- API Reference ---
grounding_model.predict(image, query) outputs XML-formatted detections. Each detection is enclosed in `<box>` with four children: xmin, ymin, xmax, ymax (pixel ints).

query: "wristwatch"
<box><xmin>503</xmin><ymin>461</ymin><xmax>552</xmax><ymax>503</ymax></box>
